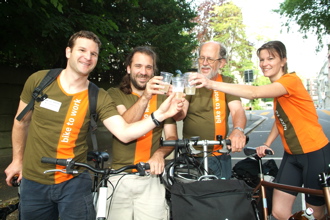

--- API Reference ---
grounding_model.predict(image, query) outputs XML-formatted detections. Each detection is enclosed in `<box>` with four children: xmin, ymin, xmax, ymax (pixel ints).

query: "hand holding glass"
<box><xmin>172</xmin><ymin>77</ymin><xmax>185</xmax><ymax>99</ymax></box>
<box><xmin>184</xmin><ymin>72</ymin><xmax>196</xmax><ymax>95</ymax></box>
<box><xmin>160</xmin><ymin>72</ymin><xmax>173</xmax><ymax>93</ymax></box>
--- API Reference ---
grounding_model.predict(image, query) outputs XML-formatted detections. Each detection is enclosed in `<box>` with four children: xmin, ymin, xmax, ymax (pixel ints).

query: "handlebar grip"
<box><xmin>243</xmin><ymin>146</ymin><xmax>274</xmax><ymax>156</ymax></box>
<box><xmin>265</xmin><ymin>149</ymin><xmax>273</xmax><ymax>155</ymax></box>
<box><xmin>161</xmin><ymin>140</ymin><xmax>178</xmax><ymax>146</ymax></box>
<box><xmin>223</xmin><ymin>136</ymin><xmax>248</xmax><ymax>146</ymax></box>
<box><xmin>224</xmin><ymin>139</ymin><xmax>231</xmax><ymax>145</ymax></box>
<box><xmin>41</xmin><ymin>157</ymin><xmax>68</xmax><ymax>166</ymax></box>
<box><xmin>144</xmin><ymin>163</ymin><xmax>150</xmax><ymax>170</ymax></box>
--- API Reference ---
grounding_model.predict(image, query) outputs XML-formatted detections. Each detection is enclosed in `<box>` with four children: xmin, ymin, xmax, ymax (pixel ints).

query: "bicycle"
<box><xmin>160</xmin><ymin>135</ymin><xmax>258</xmax><ymax>220</ymax></box>
<box><xmin>41</xmin><ymin>154</ymin><xmax>150</xmax><ymax>220</ymax></box>
<box><xmin>160</xmin><ymin>134</ymin><xmax>233</xmax><ymax>186</ymax></box>
<box><xmin>243</xmin><ymin>147</ymin><xmax>330</xmax><ymax>220</ymax></box>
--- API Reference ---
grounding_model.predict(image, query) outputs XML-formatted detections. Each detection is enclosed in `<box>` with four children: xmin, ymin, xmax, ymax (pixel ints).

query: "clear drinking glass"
<box><xmin>159</xmin><ymin>72</ymin><xmax>173</xmax><ymax>93</ymax></box>
<box><xmin>184</xmin><ymin>72</ymin><xmax>196</xmax><ymax>95</ymax></box>
<box><xmin>172</xmin><ymin>76</ymin><xmax>185</xmax><ymax>98</ymax></box>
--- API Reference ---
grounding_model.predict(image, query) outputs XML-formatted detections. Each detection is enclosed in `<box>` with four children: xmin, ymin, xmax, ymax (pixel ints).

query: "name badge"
<box><xmin>40</xmin><ymin>98</ymin><xmax>62</xmax><ymax>112</ymax></box>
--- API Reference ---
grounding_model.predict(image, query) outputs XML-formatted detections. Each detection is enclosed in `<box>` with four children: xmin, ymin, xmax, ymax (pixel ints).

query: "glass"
<box><xmin>197</xmin><ymin>57</ymin><xmax>222</xmax><ymax>64</ymax></box>
<box><xmin>159</xmin><ymin>71</ymin><xmax>173</xmax><ymax>93</ymax></box>
<box><xmin>171</xmin><ymin>76</ymin><xmax>185</xmax><ymax>99</ymax></box>
<box><xmin>183</xmin><ymin>72</ymin><xmax>196</xmax><ymax>95</ymax></box>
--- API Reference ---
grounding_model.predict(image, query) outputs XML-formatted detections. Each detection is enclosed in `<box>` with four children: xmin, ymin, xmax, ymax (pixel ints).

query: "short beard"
<box><xmin>199</xmin><ymin>66</ymin><xmax>218</xmax><ymax>80</ymax></box>
<box><xmin>130</xmin><ymin>74</ymin><xmax>149</xmax><ymax>90</ymax></box>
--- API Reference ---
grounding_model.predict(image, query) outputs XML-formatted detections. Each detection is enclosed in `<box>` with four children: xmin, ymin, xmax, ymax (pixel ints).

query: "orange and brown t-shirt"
<box><xmin>21</xmin><ymin>70</ymin><xmax>118</xmax><ymax>185</ymax></box>
<box><xmin>107</xmin><ymin>87</ymin><xmax>175</xmax><ymax>170</ymax></box>
<box><xmin>183</xmin><ymin>74</ymin><xmax>241</xmax><ymax>154</ymax></box>
<box><xmin>274</xmin><ymin>73</ymin><xmax>328</xmax><ymax>154</ymax></box>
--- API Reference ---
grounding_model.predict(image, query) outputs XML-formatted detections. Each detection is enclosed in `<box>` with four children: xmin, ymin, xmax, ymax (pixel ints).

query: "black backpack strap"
<box><xmin>16</xmin><ymin>68</ymin><xmax>63</xmax><ymax>121</ymax></box>
<box><xmin>88</xmin><ymin>81</ymin><xmax>99</xmax><ymax>152</ymax></box>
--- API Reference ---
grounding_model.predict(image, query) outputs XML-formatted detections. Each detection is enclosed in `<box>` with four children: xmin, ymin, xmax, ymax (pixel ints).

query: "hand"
<box><xmin>256</xmin><ymin>145</ymin><xmax>274</xmax><ymax>158</ymax></box>
<box><xmin>156</xmin><ymin>93</ymin><xmax>185</xmax><ymax>120</ymax></box>
<box><xmin>189</xmin><ymin>73</ymin><xmax>213</xmax><ymax>89</ymax></box>
<box><xmin>5</xmin><ymin>161</ymin><xmax>22</xmax><ymax>187</ymax></box>
<box><xmin>142</xmin><ymin>76</ymin><xmax>165</xmax><ymax>100</ymax></box>
<box><xmin>147</xmin><ymin>154</ymin><xmax>165</xmax><ymax>175</ymax></box>
<box><xmin>166</xmin><ymin>85</ymin><xmax>174</xmax><ymax>97</ymax></box>
<box><xmin>227</xmin><ymin>129</ymin><xmax>246</xmax><ymax>152</ymax></box>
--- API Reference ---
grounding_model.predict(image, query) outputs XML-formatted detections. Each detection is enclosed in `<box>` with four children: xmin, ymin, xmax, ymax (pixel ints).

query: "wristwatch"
<box><xmin>234</xmin><ymin>127</ymin><xmax>244</xmax><ymax>132</ymax></box>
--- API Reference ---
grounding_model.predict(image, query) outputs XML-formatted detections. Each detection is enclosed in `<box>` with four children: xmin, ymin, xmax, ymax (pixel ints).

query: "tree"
<box><xmin>191</xmin><ymin>0</ymin><xmax>225</xmax><ymax>44</ymax></box>
<box><xmin>100</xmin><ymin>0</ymin><xmax>197</xmax><ymax>84</ymax></box>
<box><xmin>210</xmin><ymin>1</ymin><xmax>254</xmax><ymax>78</ymax></box>
<box><xmin>0</xmin><ymin>0</ymin><xmax>118</xmax><ymax>73</ymax></box>
<box><xmin>274</xmin><ymin>0</ymin><xmax>330</xmax><ymax>51</ymax></box>
<box><xmin>0</xmin><ymin>0</ymin><xmax>197</xmax><ymax>85</ymax></box>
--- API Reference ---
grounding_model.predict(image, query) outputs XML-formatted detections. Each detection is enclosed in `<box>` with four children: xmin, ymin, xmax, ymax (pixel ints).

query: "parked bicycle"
<box><xmin>160</xmin><ymin>135</ymin><xmax>233</xmax><ymax>187</ymax></box>
<box><xmin>244</xmin><ymin>147</ymin><xmax>330</xmax><ymax>220</ymax></box>
<box><xmin>41</xmin><ymin>154</ymin><xmax>150</xmax><ymax>220</ymax></box>
<box><xmin>160</xmin><ymin>135</ymin><xmax>258</xmax><ymax>220</ymax></box>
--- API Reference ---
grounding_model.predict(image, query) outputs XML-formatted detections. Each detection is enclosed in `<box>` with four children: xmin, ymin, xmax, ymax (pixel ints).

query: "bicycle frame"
<box><xmin>244</xmin><ymin>147</ymin><xmax>330</xmax><ymax>220</ymax></box>
<box><xmin>161</xmin><ymin>135</ymin><xmax>232</xmax><ymax>180</ymax></box>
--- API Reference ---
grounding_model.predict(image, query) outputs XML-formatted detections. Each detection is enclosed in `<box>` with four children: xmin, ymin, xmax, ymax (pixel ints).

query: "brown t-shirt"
<box><xmin>21</xmin><ymin>70</ymin><xmax>118</xmax><ymax>184</ymax></box>
<box><xmin>183</xmin><ymin>74</ymin><xmax>241</xmax><ymax>152</ymax></box>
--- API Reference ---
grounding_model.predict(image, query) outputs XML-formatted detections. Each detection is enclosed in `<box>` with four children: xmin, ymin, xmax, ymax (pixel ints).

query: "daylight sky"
<box><xmin>233</xmin><ymin>0</ymin><xmax>329</xmax><ymax>79</ymax></box>
<box><xmin>195</xmin><ymin>0</ymin><xmax>329</xmax><ymax>79</ymax></box>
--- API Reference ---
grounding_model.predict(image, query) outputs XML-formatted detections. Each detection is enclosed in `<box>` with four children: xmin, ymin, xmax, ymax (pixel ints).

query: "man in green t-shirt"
<box><xmin>106</xmin><ymin>46</ymin><xmax>176</xmax><ymax>220</ymax></box>
<box><xmin>175</xmin><ymin>41</ymin><xmax>247</xmax><ymax>179</ymax></box>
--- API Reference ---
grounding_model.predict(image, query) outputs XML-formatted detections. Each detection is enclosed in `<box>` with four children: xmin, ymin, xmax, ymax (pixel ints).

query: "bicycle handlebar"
<box><xmin>41</xmin><ymin>157</ymin><xmax>150</xmax><ymax>176</ymax></box>
<box><xmin>41</xmin><ymin>157</ymin><xmax>68</xmax><ymax>166</ymax></box>
<box><xmin>243</xmin><ymin>146</ymin><xmax>273</xmax><ymax>156</ymax></box>
<box><xmin>160</xmin><ymin>135</ymin><xmax>249</xmax><ymax>154</ymax></box>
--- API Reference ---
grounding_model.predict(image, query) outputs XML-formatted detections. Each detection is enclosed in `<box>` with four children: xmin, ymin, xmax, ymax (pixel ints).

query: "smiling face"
<box><xmin>258</xmin><ymin>49</ymin><xmax>287</xmax><ymax>82</ymax></box>
<box><xmin>66</xmin><ymin>37</ymin><xmax>99</xmax><ymax>76</ymax></box>
<box><xmin>127</xmin><ymin>52</ymin><xmax>154</xmax><ymax>91</ymax></box>
<box><xmin>198</xmin><ymin>42</ymin><xmax>226</xmax><ymax>79</ymax></box>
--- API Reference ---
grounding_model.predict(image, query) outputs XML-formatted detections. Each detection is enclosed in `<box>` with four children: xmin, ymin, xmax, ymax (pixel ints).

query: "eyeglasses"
<box><xmin>197</xmin><ymin>57</ymin><xmax>222</xmax><ymax>64</ymax></box>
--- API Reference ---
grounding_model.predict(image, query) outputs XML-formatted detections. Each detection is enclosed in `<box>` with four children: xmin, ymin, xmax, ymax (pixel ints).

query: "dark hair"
<box><xmin>67</xmin><ymin>30</ymin><xmax>102</xmax><ymax>50</ymax></box>
<box><xmin>257</xmin><ymin>41</ymin><xmax>288</xmax><ymax>74</ymax></box>
<box><xmin>120</xmin><ymin>46</ymin><xmax>158</xmax><ymax>94</ymax></box>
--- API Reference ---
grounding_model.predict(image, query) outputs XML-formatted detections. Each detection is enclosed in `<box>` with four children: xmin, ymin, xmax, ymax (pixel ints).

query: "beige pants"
<box><xmin>106</xmin><ymin>174</ymin><xmax>169</xmax><ymax>220</ymax></box>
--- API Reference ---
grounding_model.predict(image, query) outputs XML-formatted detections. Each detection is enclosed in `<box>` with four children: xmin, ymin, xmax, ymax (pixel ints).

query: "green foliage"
<box><xmin>0</xmin><ymin>0</ymin><xmax>197</xmax><ymax>85</ymax></box>
<box><xmin>0</xmin><ymin>0</ymin><xmax>117</xmax><ymax>72</ymax></box>
<box><xmin>102</xmin><ymin>0</ymin><xmax>197</xmax><ymax>84</ymax></box>
<box><xmin>210</xmin><ymin>1</ymin><xmax>254</xmax><ymax>78</ymax></box>
<box><xmin>274</xmin><ymin>0</ymin><xmax>330</xmax><ymax>51</ymax></box>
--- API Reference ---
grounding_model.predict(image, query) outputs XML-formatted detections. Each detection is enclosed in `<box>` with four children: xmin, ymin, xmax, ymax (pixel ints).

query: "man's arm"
<box><xmin>227</xmin><ymin>100</ymin><xmax>247</xmax><ymax>152</ymax></box>
<box><xmin>119</xmin><ymin>76</ymin><xmax>164</xmax><ymax>123</ymax></box>
<box><xmin>147</xmin><ymin>123</ymin><xmax>177</xmax><ymax>175</ymax></box>
<box><xmin>5</xmin><ymin>100</ymin><xmax>32</xmax><ymax>186</ymax></box>
<box><xmin>103</xmin><ymin>93</ymin><xmax>184</xmax><ymax>143</ymax></box>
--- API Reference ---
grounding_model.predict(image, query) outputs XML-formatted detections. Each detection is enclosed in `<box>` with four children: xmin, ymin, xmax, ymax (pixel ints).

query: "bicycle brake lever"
<box><xmin>43</xmin><ymin>169</ymin><xmax>79</xmax><ymax>174</ymax></box>
<box><xmin>44</xmin><ymin>169</ymin><xmax>67</xmax><ymax>174</ymax></box>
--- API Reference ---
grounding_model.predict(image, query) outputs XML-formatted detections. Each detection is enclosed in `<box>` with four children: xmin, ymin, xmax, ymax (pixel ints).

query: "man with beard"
<box><xmin>175</xmin><ymin>41</ymin><xmax>247</xmax><ymax>180</ymax></box>
<box><xmin>106</xmin><ymin>46</ymin><xmax>177</xmax><ymax>220</ymax></box>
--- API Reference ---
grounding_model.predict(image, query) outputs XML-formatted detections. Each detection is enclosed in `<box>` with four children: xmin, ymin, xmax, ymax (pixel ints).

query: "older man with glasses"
<box><xmin>174</xmin><ymin>41</ymin><xmax>247</xmax><ymax>180</ymax></box>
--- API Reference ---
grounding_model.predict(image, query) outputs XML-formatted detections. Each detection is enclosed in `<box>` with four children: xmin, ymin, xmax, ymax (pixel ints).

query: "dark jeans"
<box><xmin>196</xmin><ymin>154</ymin><xmax>232</xmax><ymax>179</ymax></box>
<box><xmin>20</xmin><ymin>171</ymin><xmax>95</xmax><ymax>220</ymax></box>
